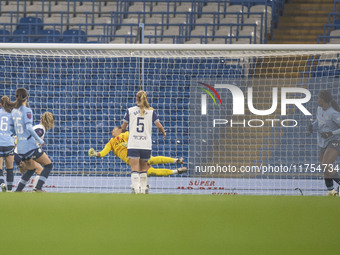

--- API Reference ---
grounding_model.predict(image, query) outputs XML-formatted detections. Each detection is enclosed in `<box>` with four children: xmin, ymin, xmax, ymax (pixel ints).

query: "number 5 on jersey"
<box><xmin>137</xmin><ymin>117</ymin><xmax>144</xmax><ymax>133</ymax></box>
<box><xmin>13</xmin><ymin>117</ymin><xmax>23</xmax><ymax>134</ymax></box>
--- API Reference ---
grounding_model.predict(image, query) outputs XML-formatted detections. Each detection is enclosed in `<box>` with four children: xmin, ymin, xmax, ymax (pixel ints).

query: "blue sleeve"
<box><xmin>27</xmin><ymin>124</ymin><xmax>43</xmax><ymax>144</ymax></box>
<box><xmin>152</xmin><ymin>111</ymin><xmax>159</xmax><ymax>123</ymax></box>
<box><xmin>123</xmin><ymin>110</ymin><xmax>129</xmax><ymax>123</ymax></box>
<box><xmin>23</xmin><ymin>108</ymin><xmax>33</xmax><ymax>125</ymax></box>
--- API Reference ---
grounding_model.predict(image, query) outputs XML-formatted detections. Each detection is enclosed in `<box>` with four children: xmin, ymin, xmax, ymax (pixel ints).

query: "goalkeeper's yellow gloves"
<box><xmin>88</xmin><ymin>148</ymin><xmax>97</xmax><ymax>157</ymax></box>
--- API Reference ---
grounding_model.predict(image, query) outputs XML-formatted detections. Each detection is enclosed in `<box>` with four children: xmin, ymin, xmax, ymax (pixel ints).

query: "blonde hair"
<box><xmin>40</xmin><ymin>112</ymin><xmax>55</xmax><ymax>130</ymax></box>
<box><xmin>0</xmin><ymin>96</ymin><xmax>14</xmax><ymax>113</ymax></box>
<box><xmin>136</xmin><ymin>90</ymin><xmax>153</xmax><ymax>116</ymax></box>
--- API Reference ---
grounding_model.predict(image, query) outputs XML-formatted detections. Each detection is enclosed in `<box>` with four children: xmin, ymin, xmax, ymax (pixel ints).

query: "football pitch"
<box><xmin>1</xmin><ymin>193</ymin><xmax>338</xmax><ymax>255</ymax></box>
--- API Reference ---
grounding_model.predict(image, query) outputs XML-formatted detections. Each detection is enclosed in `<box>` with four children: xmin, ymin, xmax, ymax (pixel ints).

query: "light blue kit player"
<box><xmin>309</xmin><ymin>90</ymin><xmax>340</xmax><ymax>196</ymax></box>
<box><xmin>12</xmin><ymin>88</ymin><xmax>53</xmax><ymax>192</ymax></box>
<box><xmin>0</xmin><ymin>96</ymin><xmax>15</xmax><ymax>192</ymax></box>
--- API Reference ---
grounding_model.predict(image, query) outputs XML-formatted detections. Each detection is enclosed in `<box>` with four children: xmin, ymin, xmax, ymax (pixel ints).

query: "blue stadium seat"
<box><xmin>0</xmin><ymin>29</ymin><xmax>11</xmax><ymax>42</ymax></box>
<box><xmin>17</xmin><ymin>17</ymin><xmax>43</xmax><ymax>32</ymax></box>
<box><xmin>36</xmin><ymin>29</ymin><xmax>61</xmax><ymax>43</ymax></box>
<box><xmin>61</xmin><ymin>29</ymin><xmax>87</xmax><ymax>43</ymax></box>
<box><xmin>12</xmin><ymin>29</ymin><xmax>37</xmax><ymax>43</ymax></box>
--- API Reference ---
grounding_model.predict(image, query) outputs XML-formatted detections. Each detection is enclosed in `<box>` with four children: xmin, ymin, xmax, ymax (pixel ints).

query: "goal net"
<box><xmin>1</xmin><ymin>44</ymin><xmax>339</xmax><ymax>195</ymax></box>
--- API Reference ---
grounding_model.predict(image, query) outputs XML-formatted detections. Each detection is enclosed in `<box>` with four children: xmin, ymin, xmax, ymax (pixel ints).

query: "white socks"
<box><xmin>139</xmin><ymin>173</ymin><xmax>147</xmax><ymax>194</ymax></box>
<box><xmin>131</xmin><ymin>172</ymin><xmax>140</xmax><ymax>194</ymax></box>
<box><xmin>131</xmin><ymin>172</ymin><xmax>148</xmax><ymax>194</ymax></box>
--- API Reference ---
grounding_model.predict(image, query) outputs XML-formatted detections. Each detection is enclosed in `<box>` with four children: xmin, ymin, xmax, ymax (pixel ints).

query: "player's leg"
<box><xmin>148</xmin><ymin>156</ymin><xmax>184</xmax><ymax>165</ymax></box>
<box><xmin>321</xmin><ymin>147</ymin><xmax>339</xmax><ymax>196</ymax></box>
<box><xmin>32</xmin><ymin>162</ymin><xmax>44</xmax><ymax>189</ymax></box>
<box><xmin>4</xmin><ymin>155</ymin><xmax>14</xmax><ymax>191</ymax></box>
<box><xmin>139</xmin><ymin>159</ymin><xmax>149</xmax><ymax>194</ymax></box>
<box><xmin>139</xmin><ymin>150</ymin><xmax>152</xmax><ymax>194</ymax></box>
<box><xmin>14</xmin><ymin>153</ymin><xmax>26</xmax><ymax>175</ymax></box>
<box><xmin>33</xmin><ymin>152</ymin><xmax>53</xmax><ymax>191</ymax></box>
<box><xmin>0</xmin><ymin>157</ymin><xmax>5</xmax><ymax>192</ymax></box>
<box><xmin>147</xmin><ymin>166</ymin><xmax>188</xmax><ymax>176</ymax></box>
<box><xmin>129</xmin><ymin>158</ymin><xmax>141</xmax><ymax>194</ymax></box>
<box><xmin>15</xmin><ymin>158</ymin><xmax>36</xmax><ymax>192</ymax></box>
<box><xmin>325</xmin><ymin>142</ymin><xmax>340</xmax><ymax>188</ymax></box>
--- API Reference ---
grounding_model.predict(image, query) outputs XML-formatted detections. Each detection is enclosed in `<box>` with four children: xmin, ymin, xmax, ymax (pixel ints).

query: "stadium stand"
<box><xmin>0</xmin><ymin>0</ymin><xmax>278</xmax><ymax>44</ymax></box>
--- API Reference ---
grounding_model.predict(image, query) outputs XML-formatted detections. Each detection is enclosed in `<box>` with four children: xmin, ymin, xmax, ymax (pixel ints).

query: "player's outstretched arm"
<box><xmin>88</xmin><ymin>141</ymin><xmax>112</xmax><ymax>158</ymax></box>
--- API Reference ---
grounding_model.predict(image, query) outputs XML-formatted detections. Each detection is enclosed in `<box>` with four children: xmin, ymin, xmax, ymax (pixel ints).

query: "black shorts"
<box><xmin>18</xmin><ymin>148</ymin><xmax>44</xmax><ymax>161</ymax></box>
<box><xmin>14</xmin><ymin>153</ymin><xmax>22</xmax><ymax>166</ymax></box>
<box><xmin>0</xmin><ymin>146</ymin><xmax>14</xmax><ymax>157</ymax></box>
<box><xmin>127</xmin><ymin>149</ymin><xmax>151</xmax><ymax>161</ymax></box>
<box><xmin>320</xmin><ymin>140</ymin><xmax>340</xmax><ymax>155</ymax></box>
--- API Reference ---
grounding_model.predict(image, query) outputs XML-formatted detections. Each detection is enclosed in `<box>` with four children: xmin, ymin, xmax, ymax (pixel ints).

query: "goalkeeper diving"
<box><xmin>88</xmin><ymin>126</ymin><xmax>187</xmax><ymax>176</ymax></box>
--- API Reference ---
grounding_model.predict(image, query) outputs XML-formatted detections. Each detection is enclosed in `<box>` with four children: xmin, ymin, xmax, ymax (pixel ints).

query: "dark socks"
<box><xmin>6</xmin><ymin>168</ymin><xmax>13</xmax><ymax>191</ymax></box>
<box><xmin>15</xmin><ymin>170</ymin><xmax>35</xmax><ymax>192</ymax></box>
<box><xmin>35</xmin><ymin>163</ymin><xmax>53</xmax><ymax>190</ymax></box>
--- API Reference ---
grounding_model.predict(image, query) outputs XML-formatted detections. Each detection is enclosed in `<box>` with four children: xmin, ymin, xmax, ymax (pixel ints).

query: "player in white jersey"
<box><xmin>14</xmin><ymin>112</ymin><xmax>55</xmax><ymax>190</ymax></box>
<box><xmin>121</xmin><ymin>90</ymin><xmax>166</xmax><ymax>194</ymax></box>
<box><xmin>309</xmin><ymin>90</ymin><xmax>340</xmax><ymax>196</ymax></box>
<box><xmin>12</xmin><ymin>88</ymin><xmax>53</xmax><ymax>192</ymax></box>
<box><xmin>0</xmin><ymin>96</ymin><xmax>15</xmax><ymax>191</ymax></box>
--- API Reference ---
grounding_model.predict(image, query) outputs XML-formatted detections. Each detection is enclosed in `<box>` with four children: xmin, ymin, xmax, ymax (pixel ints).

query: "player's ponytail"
<box><xmin>14</xmin><ymin>87</ymin><xmax>28</xmax><ymax>109</ymax></box>
<box><xmin>319</xmin><ymin>90</ymin><xmax>340</xmax><ymax>112</ymax></box>
<box><xmin>41</xmin><ymin>112</ymin><xmax>55</xmax><ymax>130</ymax></box>
<box><xmin>136</xmin><ymin>90</ymin><xmax>153</xmax><ymax>116</ymax></box>
<box><xmin>0</xmin><ymin>96</ymin><xmax>14</xmax><ymax>113</ymax></box>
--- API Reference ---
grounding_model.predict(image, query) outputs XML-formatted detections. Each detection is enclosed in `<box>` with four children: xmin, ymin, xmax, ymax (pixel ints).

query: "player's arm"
<box><xmin>153</xmin><ymin>111</ymin><xmax>166</xmax><ymax>138</ymax></box>
<box><xmin>88</xmin><ymin>141</ymin><xmax>112</xmax><ymax>158</ymax></box>
<box><xmin>309</xmin><ymin>119</ymin><xmax>318</xmax><ymax>133</ymax></box>
<box><xmin>321</xmin><ymin>111</ymin><xmax>340</xmax><ymax>138</ymax></box>
<box><xmin>155</xmin><ymin>121</ymin><xmax>166</xmax><ymax>138</ymax></box>
<box><xmin>121</xmin><ymin>109</ymin><xmax>129</xmax><ymax>131</ymax></box>
<box><xmin>121</xmin><ymin>122</ymin><xmax>128</xmax><ymax>131</ymax></box>
<box><xmin>27</xmin><ymin>124</ymin><xmax>44</xmax><ymax>145</ymax></box>
<box><xmin>332</xmin><ymin>111</ymin><xmax>340</xmax><ymax>135</ymax></box>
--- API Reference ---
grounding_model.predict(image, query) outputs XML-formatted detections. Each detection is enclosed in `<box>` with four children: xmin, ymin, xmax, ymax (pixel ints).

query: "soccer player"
<box><xmin>11</xmin><ymin>88</ymin><xmax>53</xmax><ymax>192</ymax></box>
<box><xmin>309</xmin><ymin>90</ymin><xmax>340</xmax><ymax>196</ymax></box>
<box><xmin>121</xmin><ymin>90</ymin><xmax>166</xmax><ymax>194</ymax></box>
<box><xmin>0</xmin><ymin>96</ymin><xmax>15</xmax><ymax>192</ymax></box>
<box><xmin>88</xmin><ymin>126</ymin><xmax>187</xmax><ymax>176</ymax></box>
<box><xmin>14</xmin><ymin>112</ymin><xmax>55</xmax><ymax>190</ymax></box>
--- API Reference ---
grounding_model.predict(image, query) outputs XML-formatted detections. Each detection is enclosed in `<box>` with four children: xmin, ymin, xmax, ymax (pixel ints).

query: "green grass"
<box><xmin>1</xmin><ymin>193</ymin><xmax>339</xmax><ymax>255</ymax></box>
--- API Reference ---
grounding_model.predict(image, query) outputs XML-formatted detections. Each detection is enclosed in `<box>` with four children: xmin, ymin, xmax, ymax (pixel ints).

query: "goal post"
<box><xmin>1</xmin><ymin>43</ymin><xmax>340</xmax><ymax>195</ymax></box>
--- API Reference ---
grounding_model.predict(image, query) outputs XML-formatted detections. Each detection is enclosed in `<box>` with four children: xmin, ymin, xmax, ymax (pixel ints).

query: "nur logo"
<box><xmin>200</xmin><ymin>83</ymin><xmax>312</xmax><ymax>116</ymax></box>
<box><xmin>199</xmin><ymin>82</ymin><xmax>222</xmax><ymax>115</ymax></box>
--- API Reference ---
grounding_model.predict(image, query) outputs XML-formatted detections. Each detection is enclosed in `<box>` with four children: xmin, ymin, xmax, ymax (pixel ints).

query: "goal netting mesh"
<box><xmin>0</xmin><ymin>44</ymin><xmax>339</xmax><ymax>195</ymax></box>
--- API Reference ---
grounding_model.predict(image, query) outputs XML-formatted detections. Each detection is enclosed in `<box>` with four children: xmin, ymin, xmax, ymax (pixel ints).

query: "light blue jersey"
<box><xmin>11</xmin><ymin>105</ymin><xmax>38</xmax><ymax>154</ymax></box>
<box><xmin>314</xmin><ymin>106</ymin><xmax>340</xmax><ymax>148</ymax></box>
<box><xmin>0</xmin><ymin>108</ymin><xmax>15</xmax><ymax>146</ymax></box>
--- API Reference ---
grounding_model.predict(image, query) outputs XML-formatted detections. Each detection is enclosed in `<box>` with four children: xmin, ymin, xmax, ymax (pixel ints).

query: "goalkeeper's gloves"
<box><xmin>88</xmin><ymin>148</ymin><xmax>97</xmax><ymax>157</ymax></box>
<box><xmin>308</xmin><ymin>124</ymin><xmax>313</xmax><ymax>134</ymax></box>
<box><xmin>321</xmin><ymin>132</ymin><xmax>333</xmax><ymax>139</ymax></box>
